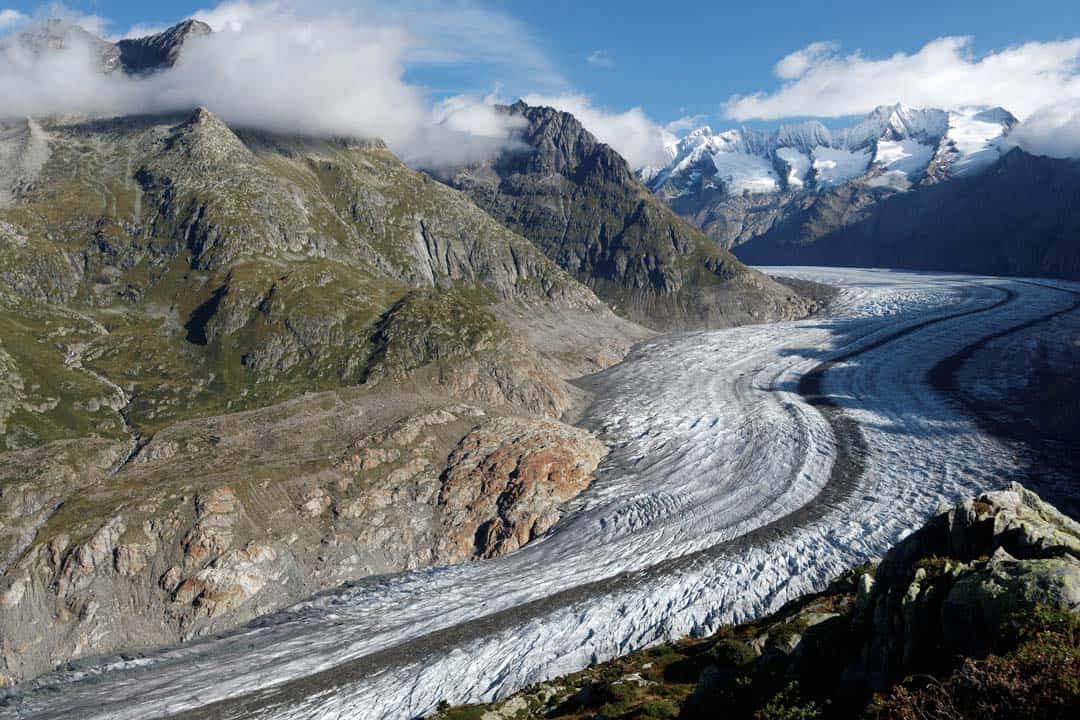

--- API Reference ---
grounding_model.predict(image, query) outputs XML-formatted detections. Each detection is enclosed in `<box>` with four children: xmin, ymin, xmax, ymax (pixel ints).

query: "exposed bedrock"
<box><xmin>0</xmin><ymin>397</ymin><xmax>607</xmax><ymax>686</ymax></box>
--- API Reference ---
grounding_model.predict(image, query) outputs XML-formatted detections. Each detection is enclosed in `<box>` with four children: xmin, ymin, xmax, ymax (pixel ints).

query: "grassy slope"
<box><xmin>0</xmin><ymin>113</ymin><xmax>612</xmax><ymax>449</ymax></box>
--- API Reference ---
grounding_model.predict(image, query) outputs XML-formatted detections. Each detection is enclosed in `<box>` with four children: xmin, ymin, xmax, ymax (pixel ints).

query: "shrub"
<box><xmin>639</xmin><ymin>698</ymin><xmax>680</xmax><ymax>718</ymax></box>
<box><xmin>710</xmin><ymin>638</ymin><xmax>759</xmax><ymax>667</ymax></box>
<box><xmin>755</xmin><ymin>682</ymin><xmax>820</xmax><ymax>720</ymax></box>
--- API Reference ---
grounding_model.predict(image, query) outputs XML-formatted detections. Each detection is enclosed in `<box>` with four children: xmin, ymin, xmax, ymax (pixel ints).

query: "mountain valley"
<box><xmin>0</xmin><ymin>9</ymin><xmax>1078</xmax><ymax>720</ymax></box>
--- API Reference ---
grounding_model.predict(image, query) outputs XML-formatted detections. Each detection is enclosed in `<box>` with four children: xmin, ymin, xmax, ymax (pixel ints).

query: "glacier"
<box><xmin>3</xmin><ymin>268</ymin><xmax>1078</xmax><ymax>720</ymax></box>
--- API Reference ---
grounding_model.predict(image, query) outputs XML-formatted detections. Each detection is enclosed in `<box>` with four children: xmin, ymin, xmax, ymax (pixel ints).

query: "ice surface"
<box><xmin>941</xmin><ymin>110</ymin><xmax>1010</xmax><ymax>177</ymax></box>
<box><xmin>811</xmin><ymin>146</ymin><xmax>872</xmax><ymax>186</ymax></box>
<box><xmin>710</xmin><ymin>150</ymin><xmax>780</xmax><ymax>193</ymax></box>
<box><xmin>776</xmin><ymin>147</ymin><xmax>811</xmax><ymax>188</ymax></box>
<box><xmin>873</xmin><ymin>138</ymin><xmax>935</xmax><ymax>177</ymax></box>
<box><xmin>5</xmin><ymin>269</ymin><xmax>1077</xmax><ymax>720</ymax></box>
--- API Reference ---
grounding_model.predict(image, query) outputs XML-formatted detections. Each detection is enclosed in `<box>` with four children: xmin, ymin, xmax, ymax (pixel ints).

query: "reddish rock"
<box><xmin>437</xmin><ymin>417</ymin><xmax>607</xmax><ymax>560</ymax></box>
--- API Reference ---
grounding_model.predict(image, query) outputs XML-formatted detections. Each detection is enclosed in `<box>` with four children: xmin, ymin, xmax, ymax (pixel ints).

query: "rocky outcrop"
<box><xmin>444</xmin><ymin>101</ymin><xmax>815</xmax><ymax>330</ymax></box>
<box><xmin>437</xmin><ymin>484</ymin><xmax>1080</xmax><ymax>720</ymax></box>
<box><xmin>0</xmin><ymin>395</ymin><xmax>609</xmax><ymax>685</ymax></box>
<box><xmin>844</xmin><ymin>483</ymin><xmax>1080</xmax><ymax>691</ymax></box>
<box><xmin>437</xmin><ymin>417</ymin><xmax>607</xmax><ymax>560</ymax></box>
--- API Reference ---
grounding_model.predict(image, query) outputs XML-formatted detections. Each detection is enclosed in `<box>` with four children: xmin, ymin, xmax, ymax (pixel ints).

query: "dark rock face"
<box><xmin>732</xmin><ymin>150</ymin><xmax>1080</xmax><ymax>280</ymax></box>
<box><xmin>116</xmin><ymin>19</ymin><xmax>212</xmax><ymax>74</ymax></box>
<box><xmin>444</xmin><ymin>101</ymin><xmax>813</xmax><ymax>330</ymax></box>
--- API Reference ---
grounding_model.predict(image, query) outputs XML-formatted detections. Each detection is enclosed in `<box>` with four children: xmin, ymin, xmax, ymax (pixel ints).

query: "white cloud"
<box><xmin>67</xmin><ymin>12</ymin><xmax>109</xmax><ymax>36</ymax></box>
<box><xmin>411</xmin><ymin>90</ymin><xmax>526</xmax><ymax>168</ymax></box>
<box><xmin>118</xmin><ymin>23</ymin><xmax>170</xmax><ymax>40</ymax></box>
<box><xmin>1006</xmin><ymin>101</ymin><xmax>1080</xmax><ymax>159</ymax></box>
<box><xmin>193</xmin><ymin>1</ymin><xmax>266</xmax><ymax>33</ymax></box>
<box><xmin>0</xmin><ymin>1</ymin><xmax>550</xmax><ymax>167</ymax></box>
<box><xmin>381</xmin><ymin>1</ymin><xmax>555</xmax><ymax>79</ymax></box>
<box><xmin>586</xmin><ymin>49</ymin><xmax>614</xmax><ymax>69</ymax></box>
<box><xmin>664</xmin><ymin>114</ymin><xmax>707</xmax><ymax>135</ymax></box>
<box><xmin>44</xmin><ymin>2</ymin><xmax>111</xmax><ymax>36</ymax></box>
<box><xmin>773</xmin><ymin>41</ymin><xmax>837</xmax><ymax>80</ymax></box>
<box><xmin>0</xmin><ymin>9</ymin><xmax>27</xmax><ymax>31</ymax></box>
<box><xmin>726</xmin><ymin>36</ymin><xmax>1080</xmax><ymax>121</ymax></box>
<box><xmin>0</xmin><ymin>3</ymin><xmax>109</xmax><ymax>36</ymax></box>
<box><xmin>523</xmin><ymin>93</ymin><xmax>675</xmax><ymax>169</ymax></box>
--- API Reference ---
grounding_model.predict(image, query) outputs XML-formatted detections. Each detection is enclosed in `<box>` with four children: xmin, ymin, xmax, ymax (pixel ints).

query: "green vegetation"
<box><xmin>435</xmin><ymin>700</ymin><xmax>490</xmax><ymax>720</ymax></box>
<box><xmin>868</xmin><ymin>607</ymin><xmax>1079</xmax><ymax>720</ymax></box>
<box><xmin>757</xmin><ymin>683</ymin><xmax>820</xmax><ymax>720</ymax></box>
<box><xmin>366</xmin><ymin>284</ymin><xmax>507</xmax><ymax>381</ymax></box>
<box><xmin>0</xmin><ymin>299</ymin><xmax>127</xmax><ymax>449</ymax></box>
<box><xmin>0</xmin><ymin>114</ymin><xmax>580</xmax><ymax>449</ymax></box>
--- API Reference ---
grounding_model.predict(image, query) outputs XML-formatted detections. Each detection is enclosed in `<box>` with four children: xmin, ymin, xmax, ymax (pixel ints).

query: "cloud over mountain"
<box><xmin>1006</xmin><ymin>101</ymin><xmax>1080</xmax><ymax>159</ymax></box>
<box><xmin>0</xmin><ymin>1</ymin><xmax>547</xmax><ymax>167</ymax></box>
<box><xmin>725</xmin><ymin>36</ymin><xmax>1080</xmax><ymax>122</ymax></box>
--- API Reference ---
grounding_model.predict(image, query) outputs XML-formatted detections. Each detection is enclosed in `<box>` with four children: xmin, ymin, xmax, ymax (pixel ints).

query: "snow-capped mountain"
<box><xmin>641</xmin><ymin>104</ymin><xmax>1018</xmax><ymax>202</ymax></box>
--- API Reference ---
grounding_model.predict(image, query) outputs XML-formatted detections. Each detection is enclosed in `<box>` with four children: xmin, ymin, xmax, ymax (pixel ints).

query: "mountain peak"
<box><xmin>972</xmin><ymin>106</ymin><xmax>1019</xmax><ymax>129</ymax></box>
<box><xmin>189</xmin><ymin>106</ymin><xmax>218</xmax><ymax>125</ymax></box>
<box><xmin>447</xmin><ymin>100</ymin><xmax>810</xmax><ymax>330</ymax></box>
<box><xmin>167</xmin><ymin>106</ymin><xmax>249</xmax><ymax>163</ymax></box>
<box><xmin>642</xmin><ymin>101</ymin><xmax>1020</xmax><ymax>217</ymax></box>
<box><xmin>774</xmin><ymin>120</ymin><xmax>833</xmax><ymax>153</ymax></box>
<box><xmin>496</xmin><ymin>101</ymin><xmax>613</xmax><ymax>177</ymax></box>
<box><xmin>12</xmin><ymin>17</ymin><xmax>122</xmax><ymax>73</ymax></box>
<box><xmin>116</xmin><ymin>18</ymin><xmax>211</xmax><ymax>74</ymax></box>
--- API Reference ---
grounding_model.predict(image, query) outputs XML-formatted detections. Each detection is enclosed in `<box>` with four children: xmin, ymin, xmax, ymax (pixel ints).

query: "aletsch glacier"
<box><xmin>4</xmin><ymin>267</ymin><xmax>1078</xmax><ymax>720</ymax></box>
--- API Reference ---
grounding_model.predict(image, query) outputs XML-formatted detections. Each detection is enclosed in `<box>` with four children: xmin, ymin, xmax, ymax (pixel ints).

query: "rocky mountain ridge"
<box><xmin>6</xmin><ymin>17</ymin><xmax>210</xmax><ymax>75</ymax></box>
<box><xmin>644</xmin><ymin>104</ymin><xmax>1016</xmax><ymax>201</ymax></box>
<box><xmin>444</xmin><ymin>101</ymin><xmax>815</xmax><ymax>329</ymax></box>
<box><xmin>639</xmin><ymin>102</ymin><xmax>1080</xmax><ymax>282</ymax></box>
<box><xmin>116</xmin><ymin>19</ymin><xmax>211</xmax><ymax>74</ymax></box>
<box><xmin>641</xmin><ymin>103</ymin><xmax>1018</xmax><ymax>251</ymax></box>
<box><xmin>734</xmin><ymin>147</ymin><xmax>1080</xmax><ymax>279</ymax></box>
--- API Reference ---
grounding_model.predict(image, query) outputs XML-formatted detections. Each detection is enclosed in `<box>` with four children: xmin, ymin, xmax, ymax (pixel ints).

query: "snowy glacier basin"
<box><xmin>5</xmin><ymin>268</ymin><xmax>1079</xmax><ymax>720</ymax></box>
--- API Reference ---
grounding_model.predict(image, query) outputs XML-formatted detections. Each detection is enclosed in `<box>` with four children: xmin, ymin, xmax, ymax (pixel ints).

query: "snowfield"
<box><xmin>710</xmin><ymin>150</ymin><xmax>780</xmax><ymax>194</ymax></box>
<box><xmin>645</xmin><ymin>105</ymin><xmax>1016</xmax><ymax>196</ymax></box>
<box><xmin>810</xmin><ymin>146</ymin><xmax>871</xmax><ymax>186</ymax></box>
<box><xmin>4</xmin><ymin>268</ymin><xmax>1078</xmax><ymax>720</ymax></box>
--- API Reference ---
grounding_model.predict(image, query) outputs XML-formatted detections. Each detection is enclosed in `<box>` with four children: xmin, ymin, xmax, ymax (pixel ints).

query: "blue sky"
<box><xmin>6</xmin><ymin>0</ymin><xmax>1079</xmax><ymax>128</ymax></box>
<box><xmin>504</xmin><ymin>0</ymin><xmax>1080</xmax><ymax>125</ymax></box>
<box><xmin>2</xmin><ymin>1</ymin><xmax>1080</xmax><ymax>166</ymax></box>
